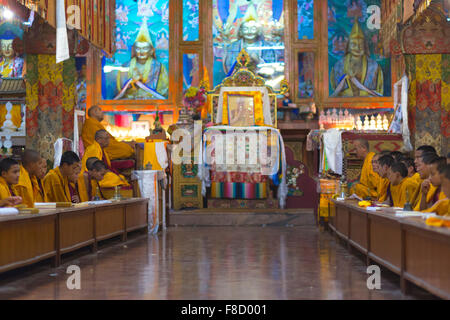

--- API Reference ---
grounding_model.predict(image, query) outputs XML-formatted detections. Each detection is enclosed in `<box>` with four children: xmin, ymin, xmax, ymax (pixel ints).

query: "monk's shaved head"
<box><xmin>22</xmin><ymin>149</ymin><xmax>41</xmax><ymax>166</ymax></box>
<box><xmin>355</xmin><ymin>139</ymin><xmax>369</xmax><ymax>151</ymax></box>
<box><xmin>95</xmin><ymin>129</ymin><xmax>109</xmax><ymax>140</ymax></box>
<box><xmin>86</xmin><ymin>157</ymin><xmax>100</xmax><ymax>171</ymax></box>
<box><xmin>88</xmin><ymin>105</ymin><xmax>101</xmax><ymax>117</ymax></box>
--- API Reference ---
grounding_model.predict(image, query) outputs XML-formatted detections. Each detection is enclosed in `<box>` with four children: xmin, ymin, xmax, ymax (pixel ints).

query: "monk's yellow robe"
<box><xmin>31</xmin><ymin>176</ymin><xmax>45</xmax><ymax>203</ymax></box>
<box><xmin>81</xmin><ymin>117</ymin><xmax>134</xmax><ymax>160</ymax></box>
<box><xmin>389</xmin><ymin>177</ymin><xmax>420</xmax><ymax>208</ymax></box>
<box><xmin>81</xmin><ymin>141</ymin><xmax>129</xmax><ymax>188</ymax></box>
<box><xmin>76</xmin><ymin>173</ymin><xmax>91</xmax><ymax>202</ymax></box>
<box><xmin>408</xmin><ymin>173</ymin><xmax>422</xmax><ymax>207</ymax></box>
<box><xmin>422</xmin><ymin>192</ymin><xmax>449</xmax><ymax>216</ymax></box>
<box><xmin>14</xmin><ymin>165</ymin><xmax>36</xmax><ymax>207</ymax></box>
<box><xmin>351</xmin><ymin>152</ymin><xmax>380</xmax><ymax>199</ymax></box>
<box><xmin>0</xmin><ymin>177</ymin><xmax>15</xmax><ymax>199</ymax></box>
<box><xmin>377</xmin><ymin>177</ymin><xmax>390</xmax><ymax>202</ymax></box>
<box><xmin>42</xmin><ymin>167</ymin><xmax>71</xmax><ymax>202</ymax></box>
<box><xmin>413</xmin><ymin>183</ymin><xmax>438</xmax><ymax>211</ymax></box>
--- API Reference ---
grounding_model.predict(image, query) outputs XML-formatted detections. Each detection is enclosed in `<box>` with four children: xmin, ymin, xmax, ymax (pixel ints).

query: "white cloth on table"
<box><xmin>322</xmin><ymin>128</ymin><xmax>343</xmax><ymax>175</ymax></box>
<box><xmin>0</xmin><ymin>208</ymin><xmax>19</xmax><ymax>216</ymax></box>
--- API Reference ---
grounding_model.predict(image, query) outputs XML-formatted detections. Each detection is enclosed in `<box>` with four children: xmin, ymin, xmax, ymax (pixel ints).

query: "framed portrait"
<box><xmin>227</xmin><ymin>94</ymin><xmax>255</xmax><ymax>127</ymax></box>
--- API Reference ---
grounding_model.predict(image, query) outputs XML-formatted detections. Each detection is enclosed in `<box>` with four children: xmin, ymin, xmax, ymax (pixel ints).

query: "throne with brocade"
<box><xmin>199</xmin><ymin>49</ymin><xmax>289</xmax><ymax>209</ymax></box>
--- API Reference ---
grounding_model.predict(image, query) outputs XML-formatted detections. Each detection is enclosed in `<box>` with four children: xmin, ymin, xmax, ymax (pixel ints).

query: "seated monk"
<box><xmin>440</xmin><ymin>164</ymin><xmax>450</xmax><ymax>216</ymax></box>
<box><xmin>14</xmin><ymin>150</ymin><xmax>45</xmax><ymax>207</ymax></box>
<box><xmin>82</xmin><ymin>129</ymin><xmax>129</xmax><ymax>188</ymax></box>
<box><xmin>420</xmin><ymin>157</ymin><xmax>448</xmax><ymax>215</ymax></box>
<box><xmin>0</xmin><ymin>158</ymin><xmax>22</xmax><ymax>205</ymax></box>
<box><xmin>401</xmin><ymin>157</ymin><xmax>421</xmax><ymax>204</ymax></box>
<box><xmin>386</xmin><ymin>162</ymin><xmax>419</xmax><ymax>208</ymax></box>
<box><xmin>43</xmin><ymin>151</ymin><xmax>81</xmax><ymax>203</ymax></box>
<box><xmin>374</xmin><ymin>154</ymin><xmax>394</xmax><ymax>202</ymax></box>
<box><xmin>371</xmin><ymin>153</ymin><xmax>390</xmax><ymax>202</ymax></box>
<box><xmin>34</xmin><ymin>158</ymin><xmax>48</xmax><ymax>202</ymax></box>
<box><xmin>415</xmin><ymin>152</ymin><xmax>440</xmax><ymax>211</ymax></box>
<box><xmin>81</xmin><ymin>105</ymin><xmax>135</xmax><ymax>160</ymax></box>
<box><xmin>350</xmin><ymin>139</ymin><xmax>380</xmax><ymax>199</ymax></box>
<box><xmin>77</xmin><ymin>157</ymin><xmax>108</xmax><ymax>202</ymax></box>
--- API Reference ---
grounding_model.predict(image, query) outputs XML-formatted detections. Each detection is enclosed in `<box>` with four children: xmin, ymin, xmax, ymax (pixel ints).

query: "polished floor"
<box><xmin>0</xmin><ymin>226</ymin><xmax>436</xmax><ymax>299</ymax></box>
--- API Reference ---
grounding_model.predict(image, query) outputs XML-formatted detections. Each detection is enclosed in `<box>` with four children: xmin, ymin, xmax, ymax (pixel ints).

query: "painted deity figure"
<box><xmin>223</xmin><ymin>7</ymin><xmax>276</xmax><ymax>76</ymax></box>
<box><xmin>330</xmin><ymin>21</ymin><xmax>384</xmax><ymax>97</ymax></box>
<box><xmin>115</xmin><ymin>20</ymin><xmax>169</xmax><ymax>99</ymax></box>
<box><xmin>0</xmin><ymin>39</ymin><xmax>24</xmax><ymax>78</ymax></box>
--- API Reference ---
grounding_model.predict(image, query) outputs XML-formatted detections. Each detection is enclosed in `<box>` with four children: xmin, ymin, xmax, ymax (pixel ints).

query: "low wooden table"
<box><xmin>0</xmin><ymin>198</ymin><xmax>148</xmax><ymax>274</ymax></box>
<box><xmin>331</xmin><ymin>199</ymin><xmax>450</xmax><ymax>299</ymax></box>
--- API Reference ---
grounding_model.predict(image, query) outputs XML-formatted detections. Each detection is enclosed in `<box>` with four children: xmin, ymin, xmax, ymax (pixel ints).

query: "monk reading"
<box><xmin>14</xmin><ymin>150</ymin><xmax>45</xmax><ymax>207</ymax></box>
<box><xmin>420</xmin><ymin>157</ymin><xmax>447</xmax><ymax>214</ymax></box>
<box><xmin>440</xmin><ymin>164</ymin><xmax>450</xmax><ymax>216</ymax></box>
<box><xmin>386</xmin><ymin>162</ymin><xmax>419</xmax><ymax>208</ymax></box>
<box><xmin>350</xmin><ymin>139</ymin><xmax>380</xmax><ymax>199</ymax></box>
<box><xmin>43</xmin><ymin>151</ymin><xmax>81</xmax><ymax>203</ymax></box>
<box><xmin>81</xmin><ymin>105</ymin><xmax>135</xmax><ymax>160</ymax></box>
<box><xmin>415</xmin><ymin>152</ymin><xmax>440</xmax><ymax>211</ymax></box>
<box><xmin>0</xmin><ymin>158</ymin><xmax>22</xmax><ymax>205</ymax></box>
<box><xmin>78</xmin><ymin>157</ymin><xmax>108</xmax><ymax>202</ymax></box>
<box><xmin>376</xmin><ymin>155</ymin><xmax>395</xmax><ymax>203</ymax></box>
<box><xmin>82</xmin><ymin>129</ymin><xmax>129</xmax><ymax>188</ymax></box>
<box><xmin>371</xmin><ymin>153</ymin><xmax>390</xmax><ymax>202</ymax></box>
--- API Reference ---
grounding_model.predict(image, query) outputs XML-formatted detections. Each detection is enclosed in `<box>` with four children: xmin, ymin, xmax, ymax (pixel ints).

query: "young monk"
<box><xmin>33</xmin><ymin>158</ymin><xmax>48</xmax><ymax>203</ymax></box>
<box><xmin>81</xmin><ymin>105</ymin><xmax>134</xmax><ymax>160</ymax></box>
<box><xmin>81</xmin><ymin>129</ymin><xmax>129</xmax><ymax>188</ymax></box>
<box><xmin>350</xmin><ymin>139</ymin><xmax>380</xmax><ymax>199</ymax></box>
<box><xmin>422</xmin><ymin>160</ymin><xmax>449</xmax><ymax>215</ymax></box>
<box><xmin>374</xmin><ymin>155</ymin><xmax>395</xmax><ymax>202</ymax></box>
<box><xmin>0</xmin><ymin>158</ymin><xmax>22</xmax><ymax>205</ymax></box>
<box><xmin>440</xmin><ymin>165</ymin><xmax>450</xmax><ymax>210</ymax></box>
<box><xmin>14</xmin><ymin>150</ymin><xmax>44</xmax><ymax>207</ymax></box>
<box><xmin>419</xmin><ymin>157</ymin><xmax>447</xmax><ymax>210</ymax></box>
<box><xmin>43</xmin><ymin>151</ymin><xmax>81</xmax><ymax>203</ymax></box>
<box><xmin>372</xmin><ymin>153</ymin><xmax>390</xmax><ymax>202</ymax></box>
<box><xmin>77</xmin><ymin>157</ymin><xmax>108</xmax><ymax>202</ymax></box>
<box><xmin>414</xmin><ymin>145</ymin><xmax>436</xmax><ymax>169</ymax></box>
<box><xmin>415</xmin><ymin>153</ymin><xmax>440</xmax><ymax>211</ymax></box>
<box><xmin>386</xmin><ymin>162</ymin><xmax>419</xmax><ymax>208</ymax></box>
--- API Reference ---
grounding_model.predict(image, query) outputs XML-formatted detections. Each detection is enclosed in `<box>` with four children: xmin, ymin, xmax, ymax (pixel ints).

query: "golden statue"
<box><xmin>223</xmin><ymin>6</ymin><xmax>276</xmax><ymax>76</ymax></box>
<box><xmin>115</xmin><ymin>20</ymin><xmax>169</xmax><ymax>99</ymax></box>
<box><xmin>0</xmin><ymin>39</ymin><xmax>24</xmax><ymax>78</ymax></box>
<box><xmin>330</xmin><ymin>21</ymin><xmax>384</xmax><ymax>97</ymax></box>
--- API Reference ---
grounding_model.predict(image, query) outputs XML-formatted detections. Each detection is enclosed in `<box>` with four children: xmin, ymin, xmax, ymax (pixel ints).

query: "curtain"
<box><xmin>25</xmin><ymin>54</ymin><xmax>77</xmax><ymax>162</ymax></box>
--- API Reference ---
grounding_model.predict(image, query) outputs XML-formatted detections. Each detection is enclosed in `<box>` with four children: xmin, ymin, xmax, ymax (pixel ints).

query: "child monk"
<box><xmin>374</xmin><ymin>154</ymin><xmax>394</xmax><ymax>202</ymax></box>
<box><xmin>420</xmin><ymin>157</ymin><xmax>448</xmax><ymax>215</ymax></box>
<box><xmin>43</xmin><ymin>151</ymin><xmax>81</xmax><ymax>203</ymax></box>
<box><xmin>14</xmin><ymin>150</ymin><xmax>44</xmax><ymax>207</ymax></box>
<box><xmin>0</xmin><ymin>158</ymin><xmax>22</xmax><ymax>206</ymax></box>
<box><xmin>386</xmin><ymin>162</ymin><xmax>419</xmax><ymax>208</ymax></box>
<box><xmin>78</xmin><ymin>157</ymin><xmax>108</xmax><ymax>201</ymax></box>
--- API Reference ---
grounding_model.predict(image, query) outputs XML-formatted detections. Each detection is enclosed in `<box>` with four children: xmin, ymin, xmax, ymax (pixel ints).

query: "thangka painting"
<box><xmin>212</xmin><ymin>0</ymin><xmax>285</xmax><ymax>89</ymax></box>
<box><xmin>183</xmin><ymin>0</ymin><xmax>199</xmax><ymax>41</ymax></box>
<box><xmin>102</xmin><ymin>0</ymin><xmax>169</xmax><ymax>100</ymax></box>
<box><xmin>0</xmin><ymin>17</ymin><xmax>24</xmax><ymax>78</ymax></box>
<box><xmin>328</xmin><ymin>0</ymin><xmax>391</xmax><ymax>98</ymax></box>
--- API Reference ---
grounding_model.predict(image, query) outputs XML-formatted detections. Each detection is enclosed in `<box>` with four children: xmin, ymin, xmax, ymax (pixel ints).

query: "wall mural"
<box><xmin>102</xmin><ymin>0</ymin><xmax>169</xmax><ymax>100</ymax></box>
<box><xmin>212</xmin><ymin>0</ymin><xmax>284</xmax><ymax>89</ymax></box>
<box><xmin>183</xmin><ymin>0</ymin><xmax>199</xmax><ymax>41</ymax></box>
<box><xmin>328</xmin><ymin>0</ymin><xmax>391</xmax><ymax>98</ymax></box>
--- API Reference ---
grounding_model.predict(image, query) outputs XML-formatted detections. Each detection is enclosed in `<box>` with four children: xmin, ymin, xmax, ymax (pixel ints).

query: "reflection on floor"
<box><xmin>0</xmin><ymin>226</ymin><xmax>436</xmax><ymax>300</ymax></box>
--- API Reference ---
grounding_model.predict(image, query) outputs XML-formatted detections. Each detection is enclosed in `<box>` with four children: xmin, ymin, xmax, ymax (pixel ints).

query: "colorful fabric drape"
<box><xmin>25</xmin><ymin>54</ymin><xmax>76</xmax><ymax>163</ymax></box>
<box><xmin>406</xmin><ymin>53</ymin><xmax>450</xmax><ymax>155</ymax></box>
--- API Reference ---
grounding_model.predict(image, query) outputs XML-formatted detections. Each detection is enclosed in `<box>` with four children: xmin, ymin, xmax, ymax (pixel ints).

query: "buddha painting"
<box><xmin>223</xmin><ymin>7</ymin><xmax>276</xmax><ymax>76</ymax></box>
<box><xmin>330</xmin><ymin>21</ymin><xmax>384</xmax><ymax>97</ymax></box>
<box><xmin>0</xmin><ymin>39</ymin><xmax>24</xmax><ymax>78</ymax></box>
<box><xmin>115</xmin><ymin>20</ymin><xmax>169</xmax><ymax>100</ymax></box>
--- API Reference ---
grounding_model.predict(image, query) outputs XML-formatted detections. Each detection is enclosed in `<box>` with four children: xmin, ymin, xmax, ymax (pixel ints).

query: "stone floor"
<box><xmin>0</xmin><ymin>226</ymin><xmax>436</xmax><ymax>300</ymax></box>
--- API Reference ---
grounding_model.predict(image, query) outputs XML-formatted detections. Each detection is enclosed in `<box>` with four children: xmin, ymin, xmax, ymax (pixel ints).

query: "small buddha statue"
<box><xmin>0</xmin><ymin>39</ymin><xmax>24</xmax><ymax>78</ymax></box>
